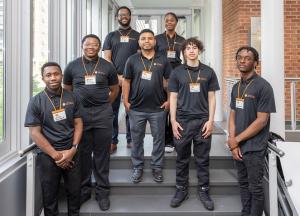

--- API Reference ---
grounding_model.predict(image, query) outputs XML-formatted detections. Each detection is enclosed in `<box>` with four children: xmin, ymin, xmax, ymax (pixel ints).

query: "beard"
<box><xmin>118</xmin><ymin>18</ymin><xmax>131</xmax><ymax>28</ymax></box>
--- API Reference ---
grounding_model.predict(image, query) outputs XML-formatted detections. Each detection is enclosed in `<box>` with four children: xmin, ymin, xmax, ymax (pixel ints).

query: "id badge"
<box><xmin>189</xmin><ymin>83</ymin><xmax>200</xmax><ymax>92</ymax></box>
<box><xmin>141</xmin><ymin>70</ymin><xmax>152</xmax><ymax>80</ymax></box>
<box><xmin>85</xmin><ymin>75</ymin><xmax>96</xmax><ymax>85</ymax></box>
<box><xmin>236</xmin><ymin>98</ymin><xmax>244</xmax><ymax>109</ymax></box>
<box><xmin>120</xmin><ymin>36</ymin><xmax>129</xmax><ymax>43</ymax></box>
<box><xmin>52</xmin><ymin>109</ymin><xmax>67</xmax><ymax>122</ymax></box>
<box><xmin>167</xmin><ymin>50</ymin><xmax>176</xmax><ymax>59</ymax></box>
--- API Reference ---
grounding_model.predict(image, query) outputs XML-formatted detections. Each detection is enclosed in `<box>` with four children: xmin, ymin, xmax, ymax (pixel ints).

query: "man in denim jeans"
<box><xmin>228</xmin><ymin>46</ymin><xmax>276</xmax><ymax>216</ymax></box>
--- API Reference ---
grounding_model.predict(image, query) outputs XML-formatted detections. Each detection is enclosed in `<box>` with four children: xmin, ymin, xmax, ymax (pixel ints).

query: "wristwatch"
<box><xmin>72</xmin><ymin>144</ymin><xmax>78</xmax><ymax>150</ymax></box>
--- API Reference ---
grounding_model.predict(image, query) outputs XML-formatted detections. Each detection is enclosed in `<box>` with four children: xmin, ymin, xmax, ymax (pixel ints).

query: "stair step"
<box><xmin>59</xmin><ymin>194</ymin><xmax>242</xmax><ymax>216</ymax></box>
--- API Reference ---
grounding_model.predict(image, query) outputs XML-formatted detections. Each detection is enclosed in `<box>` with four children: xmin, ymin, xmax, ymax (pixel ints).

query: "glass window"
<box><xmin>32</xmin><ymin>0</ymin><xmax>49</xmax><ymax>96</ymax></box>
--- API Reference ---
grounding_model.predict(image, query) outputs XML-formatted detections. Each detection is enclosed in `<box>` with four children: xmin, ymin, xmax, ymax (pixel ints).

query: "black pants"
<box><xmin>37</xmin><ymin>152</ymin><xmax>80</xmax><ymax>216</ymax></box>
<box><xmin>174</xmin><ymin>118</ymin><xmax>211</xmax><ymax>188</ymax></box>
<box><xmin>80</xmin><ymin>104</ymin><xmax>113</xmax><ymax>199</ymax></box>
<box><xmin>165</xmin><ymin>111</ymin><xmax>174</xmax><ymax>146</ymax></box>
<box><xmin>235</xmin><ymin>150</ymin><xmax>266</xmax><ymax>216</ymax></box>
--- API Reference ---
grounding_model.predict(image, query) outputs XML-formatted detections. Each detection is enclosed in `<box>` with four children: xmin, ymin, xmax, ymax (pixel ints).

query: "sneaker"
<box><xmin>132</xmin><ymin>168</ymin><xmax>143</xmax><ymax>183</ymax></box>
<box><xmin>170</xmin><ymin>186</ymin><xmax>189</xmax><ymax>208</ymax></box>
<box><xmin>152</xmin><ymin>169</ymin><xmax>164</xmax><ymax>183</ymax></box>
<box><xmin>97</xmin><ymin>196</ymin><xmax>110</xmax><ymax>211</ymax></box>
<box><xmin>165</xmin><ymin>145</ymin><xmax>175</xmax><ymax>153</ymax></box>
<box><xmin>198</xmin><ymin>187</ymin><xmax>214</xmax><ymax>211</ymax></box>
<box><xmin>110</xmin><ymin>143</ymin><xmax>117</xmax><ymax>154</ymax></box>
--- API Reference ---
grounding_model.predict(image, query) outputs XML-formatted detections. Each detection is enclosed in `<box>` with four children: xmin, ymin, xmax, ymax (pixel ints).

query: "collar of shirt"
<box><xmin>82</xmin><ymin>55</ymin><xmax>100</xmax><ymax>64</ymax></box>
<box><xmin>44</xmin><ymin>87</ymin><xmax>62</xmax><ymax>98</ymax></box>
<box><xmin>183</xmin><ymin>61</ymin><xmax>204</xmax><ymax>72</ymax></box>
<box><xmin>140</xmin><ymin>51</ymin><xmax>162</xmax><ymax>61</ymax></box>
<box><xmin>118</xmin><ymin>27</ymin><xmax>132</xmax><ymax>32</ymax></box>
<box><xmin>241</xmin><ymin>73</ymin><xmax>258</xmax><ymax>84</ymax></box>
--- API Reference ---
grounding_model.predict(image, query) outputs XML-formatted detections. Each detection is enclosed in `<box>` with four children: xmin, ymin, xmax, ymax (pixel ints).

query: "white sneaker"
<box><xmin>165</xmin><ymin>146</ymin><xmax>175</xmax><ymax>153</ymax></box>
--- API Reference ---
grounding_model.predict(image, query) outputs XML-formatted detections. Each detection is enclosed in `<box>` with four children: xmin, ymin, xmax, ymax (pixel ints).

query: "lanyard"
<box><xmin>165</xmin><ymin>32</ymin><xmax>177</xmax><ymax>51</ymax></box>
<box><xmin>44</xmin><ymin>88</ymin><xmax>64</xmax><ymax>111</ymax></box>
<box><xmin>140</xmin><ymin>55</ymin><xmax>155</xmax><ymax>72</ymax></box>
<box><xmin>81</xmin><ymin>56</ymin><xmax>100</xmax><ymax>76</ymax></box>
<box><xmin>237</xmin><ymin>79</ymin><xmax>254</xmax><ymax>99</ymax></box>
<box><xmin>186</xmin><ymin>68</ymin><xmax>201</xmax><ymax>83</ymax></box>
<box><xmin>118</xmin><ymin>29</ymin><xmax>132</xmax><ymax>37</ymax></box>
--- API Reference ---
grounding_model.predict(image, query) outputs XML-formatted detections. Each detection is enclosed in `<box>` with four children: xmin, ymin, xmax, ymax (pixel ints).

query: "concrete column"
<box><xmin>210</xmin><ymin>0</ymin><xmax>223</xmax><ymax>122</ymax></box>
<box><xmin>261</xmin><ymin>0</ymin><xmax>285</xmax><ymax>138</ymax></box>
<box><xmin>101</xmin><ymin>0</ymin><xmax>109</xmax><ymax>44</ymax></box>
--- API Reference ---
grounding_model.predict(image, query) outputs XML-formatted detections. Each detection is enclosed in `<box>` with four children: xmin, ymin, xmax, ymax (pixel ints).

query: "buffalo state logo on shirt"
<box><xmin>153</xmin><ymin>62</ymin><xmax>163</xmax><ymax>67</ymax></box>
<box><xmin>244</xmin><ymin>94</ymin><xmax>256</xmax><ymax>99</ymax></box>
<box><xmin>62</xmin><ymin>101</ymin><xmax>74</xmax><ymax>107</ymax></box>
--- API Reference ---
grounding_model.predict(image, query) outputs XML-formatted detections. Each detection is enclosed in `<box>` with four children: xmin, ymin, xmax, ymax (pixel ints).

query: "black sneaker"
<box><xmin>97</xmin><ymin>196</ymin><xmax>110</xmax><ymax>211</ymax></box>
<box><xmin>198</xmin><ymin>187</ymin><xmax>214</xmax><ymax>211</ymax></box>
<box><xmin>152</xmin><ymin>169</ymin><xmax>164</xmax><ymax>183</ymax></box>
<box><xmin>170</xmin><ymin>186</ymin><xmax>189</xmax><ymax>208</ymax></box>
<box><xmin>132</xmin><ymin>168</ymin><xmax>143</xmax><ymax>183</ymax></box>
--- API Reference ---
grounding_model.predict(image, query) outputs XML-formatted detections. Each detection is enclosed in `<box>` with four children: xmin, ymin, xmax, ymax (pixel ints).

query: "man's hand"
<box><xmin>160</xmin><ymin>101</ymin><xmax>170</xmax><ymax>110</ymax></box>
<box><xmin>227</xmin><ymin>136</ymin><xmax>239</xmax><ymax>150</ymax></box>
<box><xmin>171</xmin><ymin>120</ymin><xmax>183</xmax><ymax>140</ymax></box>
<box><xmin>124</xmin><ymin>102</ymin><xmax>131</xmax><ymax>113</ymax></box>
<box><xmin>231</xmin><ymin>146</ymin><xmax>243</xmax><ymax>161</ymax></box>
<box><xmin>202</xmin><ymin>120</ymin><xmax>213</xmax><ymax>138</ymax></box>
<box><xmin>55</xmin><ymin>148</ymin><xmax>76</xmax><ymax>169</ymax></box>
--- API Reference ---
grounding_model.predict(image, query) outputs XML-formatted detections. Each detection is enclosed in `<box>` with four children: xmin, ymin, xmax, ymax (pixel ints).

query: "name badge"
<box><xmin>120</xmin><ymin>36</ymin><xmax>129</xmax><ymax>43</ymax></box>
<box><xmin>189</xmin><ymin>83</ymin><xmax>200</xmax><ymax>92</ymax></box>
<box><xmin>52</xmin><ymin>109</ymin><xmax>67</xmax><ymax>122</ymax></box>
<box><xmin>85</xmin><ymin>75</ymin><xmax>96</xmax><ymax>85</ymax></box>
<box><xmin>141</xmin><ymin>70</ymin><xmax>152</xmax><ymax>80</ymax></box>
<box><xmin>167</xmin><ymin>50</ymin><xmax>176</xmax><ymax>59</ymax></box>
<box><xmin>236</xmin><ymin>98</ymin><xmax>244</xmax><ymax>109</ymax></box>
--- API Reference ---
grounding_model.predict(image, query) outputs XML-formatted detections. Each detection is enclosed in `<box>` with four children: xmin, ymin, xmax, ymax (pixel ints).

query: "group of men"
<box><xmin>24</xmin><ymin>5</ymin><xmax>275</xmax><ymax>216</ymax></box>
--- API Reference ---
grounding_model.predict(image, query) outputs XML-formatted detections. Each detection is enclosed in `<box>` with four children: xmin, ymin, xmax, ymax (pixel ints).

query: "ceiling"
<box><xmin>114</xmin><ymin>0</ymin><xmax>204</xmax><ymax>9</ymax></box>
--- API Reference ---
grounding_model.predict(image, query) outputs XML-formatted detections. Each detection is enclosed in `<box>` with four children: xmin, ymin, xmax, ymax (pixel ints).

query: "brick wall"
<box><xmin>222</xmin><ymin>0</ymin><xmax>300</xmax><ymax>121</ymax></box>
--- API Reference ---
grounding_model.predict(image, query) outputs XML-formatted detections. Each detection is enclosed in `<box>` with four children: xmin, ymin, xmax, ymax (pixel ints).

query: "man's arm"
<box><xmin>170</xmin><ymin>92</ymin><xmax>183</xmax><ymax>139</ymax></box>
<box><xmin>72</xmin><ymin>117</ymin><xmax>83</xmax><ymax>146</ymax></box>
<box><xmin>122</xmin><ymin>79</ymin><xmax>131</xmax><ymax>112</ymax></box>
<box><xmin>160</xmin><ymin>78</ymin><xmax>170</xmax><ymax>110</ymax></box>
<box><xmin>202</xmin><ymin>91</ymin><xmax>216</xmax><ymax>138</ymax></box>
<box><xmin>64</xmin><ymin>84</ymin><xmax>73</xmax><ymax>92</ymax></box>
<box><xmin>109</xmin><ymin>84</ymin><xmax>119</xmax><ymax>104</ymax></box>
<box><xmin>227</xmin><ymin>109</ymin><xmax>242</xmax><ymax>161</ymax></box>
<box><xmin>104</xmin><ymin>50</ymin><xmax>112</xmax><ymax>63</ymax></box>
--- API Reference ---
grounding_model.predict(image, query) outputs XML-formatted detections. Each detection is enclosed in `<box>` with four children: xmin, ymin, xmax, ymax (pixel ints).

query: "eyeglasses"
<box><xmin>236</xmin><ymin>56</ymin><xmax>253</xmax><ymax>62</ymax></box>
<box><xmin>118</xmin><ymin>13</ymin><xmax>130</xmax><ymax>18</ymax></box>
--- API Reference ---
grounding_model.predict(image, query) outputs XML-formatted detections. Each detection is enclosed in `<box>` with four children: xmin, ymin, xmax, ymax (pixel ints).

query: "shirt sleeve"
<box><xmin>230</xmin><ymin>85</ymin><xmax>237</xmax><ymax>110</ymax></box>
<box><xmin>168</xmin><ymin>70</ymin><xmax>179</xmax><ymax>92</ymax></box>
<box><xmin>102</xmin><ymin>33</ymin><xmax>112</xmax><ymax>51</ymax></box>
<box><xmin>63</xmin><ymin>63</ymin><xmax>73</xmax><ymax>85</ymax></box>
<box><xmin>208</xmin><ymin>69</ymin><xmax>220</xmax><ymax>91</ymax></box>
<box><xmin>24</xmin><ymin>97</ymin><xmax>42</xmax><ymax>127</ymax></box>
<box><xmin>123</xmin><ymin>57</ymin><xmax>133</xmax><ymax>79</ymax></box>
<box><xmin>257</xmin><ymin>82</ymin><xmax>276</xmax><ymax>113</ymax></box>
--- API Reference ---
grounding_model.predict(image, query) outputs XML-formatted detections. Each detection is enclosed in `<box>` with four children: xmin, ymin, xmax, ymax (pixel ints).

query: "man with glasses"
<box><xmin>64</xmin><ymin>34</ymin><xmax>119</xmax><ymax>211</ymax></box>
<box><xmin>122</xmin><ymin>29</ymin><xmax>172</xmax><ymax>184</ymax></box>
<box><xmin>103</xmin><ymin>6</ymin><xmax>139</xmax><ymax>154</ymax></box>
<box><xmin>228</xmin><ymin>46</ymin><xmax>276</xmax><ymax>216</ymax></box>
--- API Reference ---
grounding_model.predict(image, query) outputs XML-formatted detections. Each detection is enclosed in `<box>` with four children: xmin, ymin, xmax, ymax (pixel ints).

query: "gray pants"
<box><xmin>128</xmin><ymin>109</ymin><xmax>166</xmax><ymax>170</ymax></box>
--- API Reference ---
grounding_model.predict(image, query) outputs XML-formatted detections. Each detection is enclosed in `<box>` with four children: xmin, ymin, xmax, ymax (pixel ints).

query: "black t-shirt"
<box><xmin>168</xmin><ymin>62</ymin><xmax>220</xmax><ymax>119</ymax></box>
<box><xmin>124</xmin><ymin>52</ymin><xmax>172</xmax><ymax>112</ymax></box>
<box><xmin>155</xmin><ymin>32</ymin><xmax>185</xmax><ymax>69</ymax></box>
<box><xmin>63</xmin><ymin>56</ymin><xmax>118</xmax><ymax>107</ymax></box>
<box><xmin>24</xmin><ymin>88</ymin><xmax>81</xmax><ymax>151</ymax></box>
<box><xmin>103</xmin><ymin>27</ymin><xmax>139</xmax><ymax>75</ymax></box>
<box><xmin>230</xmin><ymin>73</ymin><xmax>276</xmax><ymax>154</ymax></box>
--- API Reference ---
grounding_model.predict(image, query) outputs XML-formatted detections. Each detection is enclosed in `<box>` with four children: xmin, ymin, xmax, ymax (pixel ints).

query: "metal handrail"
<box><xmin>18</xmin><ymin>143</ymin><xmax>37</xmax><ymax>157</ymax></box>
<box><xmin>267</xmin><ymin>142</ymin><xmax>285</xmax><ymax>157</ymax></box>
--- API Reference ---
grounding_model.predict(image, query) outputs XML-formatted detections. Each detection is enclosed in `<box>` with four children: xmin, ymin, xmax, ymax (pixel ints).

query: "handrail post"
<box><xmin>290</xmin><ymin>81</ymin><xmax>296</xmax><ymax>130</ymax></box>
<box><xmin>26</xmin><ymin>151</ymin><xmax>36</xmax><ymax>216</ymax></box>
<box><xmin>269</xmin><ymin>150</ymin><xmax>278</xmax><ymax>216</ymax></box>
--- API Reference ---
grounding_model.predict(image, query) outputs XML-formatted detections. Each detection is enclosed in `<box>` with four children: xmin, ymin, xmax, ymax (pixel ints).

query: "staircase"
<box><xmin>58</xmin><ymin>134</ymin><xmax>242</xmax><ymax>216</ymax></box>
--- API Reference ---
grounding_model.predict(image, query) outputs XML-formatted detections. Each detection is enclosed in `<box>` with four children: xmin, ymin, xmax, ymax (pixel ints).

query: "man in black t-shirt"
<box><xmin>168</xmin><ymin>38</ymin><xmax>219</xmax><ymax>210</ymax></box>
<box><xmin>25</xmin><ymin>62</ymin><xmax>83</xmax><ymax>216</ymax></box>
<box><xmin>103</xmin><ymin>6</ymin><xmax>139</xmax><ymax>153</ymax></box>
<box><xmin>123</xmin><ymin>29</ymin><xmax>172</xmax><ymax>184</ymax></box>
<box><xmin>228</xmin><ymin>46</ymin><xmax>276</xmax><ymax>216</ymax></box>
<box><xmin>64</xmin><ymin>34</ymin><xmax>119</xmax><ymax>211</ymax></box>
<box><xmin>155</xmin><ymin>12</ymin><xmax>185</xmax><ymax>153</ymax></box>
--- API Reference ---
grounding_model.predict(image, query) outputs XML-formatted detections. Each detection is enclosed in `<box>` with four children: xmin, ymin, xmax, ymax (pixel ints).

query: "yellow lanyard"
<box><xmin>165</xmin><ymin>32</ymin><xmax>177</xmax><ymax>51</ymax></box>
<box><xmin>237</xmin><ymin>79</ymin><xmax>254</xmax><ymax>99</ymax></box>
<box><xmin>81</xmin><ymin>56</ymin><xmax>100</xmax><ymax>76</ymax></box>
<box><xmin>118</xmin><ymin>29</ymin><xmax>132</xmax><ymax>37</ymax></box>
<box><xmin>186</xmin><ymin>68</ymin><xmax>201</xmax><ymax>84</ymax></box>
<box><xmin>44</xmin><ymin>88</ymin><xmax>64</xmax><ymax>111</ymax></box>
<box><xmin>140</xmin><ymin>55</ymin><xmax>155</xmax><ymax>72</ymax></box>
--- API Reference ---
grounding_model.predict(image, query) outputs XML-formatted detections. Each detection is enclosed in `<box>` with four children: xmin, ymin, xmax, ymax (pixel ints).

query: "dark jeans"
<box><xmin>165</xmin><ymin>111</ymin><xmax>174</xmax><ymax>146</ymax></box>
<box><xmin>112</xmin><ymin>88</ymin><xmax>132</xmax><ymax>144</ymax></box>
<box><xmin>174</xmin><ymin>118</ymin><xmax>211</xmax><ymax>189</ymax></box>
<box><xmin>37</xmin><ymin>152</ymin><xmax>81</xmax><ymax>216</ymax></box>
<box><xmin>235</xmin><ymin>150</ymin><xmax>266</xmax><ymax>216</ymax></box>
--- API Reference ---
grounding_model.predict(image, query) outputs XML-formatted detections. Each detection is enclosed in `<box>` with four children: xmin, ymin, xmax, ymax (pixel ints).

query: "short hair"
<box><xmin>116</xmin><ymin>6</ymin><xmax>131</xmax><ymax>17</ymax></box>
<box><xmin>235</xmin><ymin>46</ymin><xmax>259</xmax><ymax>63</ymax></box>
<box><xmin>41</xmin><ymin>62</ymin><xmax>62</xmax><ymax>76</ymax></box>
<box><xmin>164</xmin><ymin>12</ymin><xmax>178</xmax><ymax>22</ymax></box>
<box><xmin>81</xmin><ymin>34</ymin><xmax>101</xmax><ymax>46</ymax></box>
<box><xmin>139</xmin><ymin>29</ymin><xmax>155</xmax><ymax>39</ymax></box>
<box><xmin>181</xmin><ymin>37</ymin><xmax>204</xmax><ymax>54</ymax></box>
